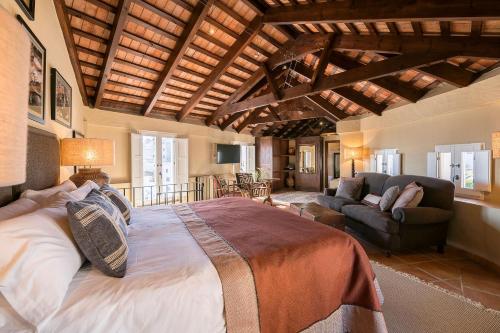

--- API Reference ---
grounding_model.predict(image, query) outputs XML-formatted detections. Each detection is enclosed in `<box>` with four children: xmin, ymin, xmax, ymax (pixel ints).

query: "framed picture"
<box><xmin>17</xmin><ymin>15</ymin><xmax>45</xmax><ymax>124</ymax></box>
<box><xmin>15</xmin><ymin>0</ymin><xmax>35</xmax><ymax>20</ymax></box>
<box><xmin>51</xmin><ymin>68</ymin><xmax>72</xmax><ymax>128</ymax></box>
<box><xmin>72</xmin><ymin>130</ymin><xmax>84</xmax><ymax>173</ymax></box>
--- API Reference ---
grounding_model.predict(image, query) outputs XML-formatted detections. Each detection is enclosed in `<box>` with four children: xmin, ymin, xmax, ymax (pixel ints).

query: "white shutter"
<box><xmin>369</xmin><ymin>154</ymin><xmax>376</xmax><ymax>172</ymax></box>
<box><xmin>427</xmin><ymin>152</ymin><xmax>438</xmax><ymax>178</ymax></box>
<box><xmin>175</xmin><ymin>138</ymin><xmax>189</xmax><ymax>184</ymax></box>
<box><xmin>473</xmin><ymin>150</ymin><xmax>491</xmax><ymax>192</ymax></box>
<box><xmin>131</xmin><ymin>133</ymin><xmax>143</xmax><ymax>189</ymax></box>
<box><xmin>247</xmin><ymin>145</ymin><xmax>255</xmax><ymax>173</ymax></box>
<box><xmin>392</xmin><ymin>153</ymin><xmax>402</xmax><ymax>176</ymax></box>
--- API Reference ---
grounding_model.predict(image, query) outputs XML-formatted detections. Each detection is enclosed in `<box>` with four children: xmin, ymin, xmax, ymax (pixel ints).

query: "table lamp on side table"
<box><xmin>60</xmin><ymin>138</ymin><xmax>114</xmax><ymax>187</ymax></box>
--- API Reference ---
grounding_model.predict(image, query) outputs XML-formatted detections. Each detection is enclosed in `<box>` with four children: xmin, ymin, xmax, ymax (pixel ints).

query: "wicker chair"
<box><xmin>235</xmin><ymin>173</ymin><xmax>272</xmax><ymax>204</ymax></box>
<box><xmin>213</xmin><ymin>175</ymin><xmax>244</xmax><ymax>198</ymax></box>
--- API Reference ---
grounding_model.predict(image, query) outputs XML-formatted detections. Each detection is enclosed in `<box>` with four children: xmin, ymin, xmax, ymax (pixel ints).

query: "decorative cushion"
<box><xmin>317</xmin><ymin>195</ymin><xmax>361</xmax><ymax>212</ymax></box>
<box><xmin>391</xmin><ymin>182</ymin><xmax>424</xmax><ymax>214</ymax></box>
<box><xmin>66</xmin><ymin>190</ymin><xmax>128</xmax><ymax>278</ymax></box>
<box><xmin>361</xmin><ymin>194</ymin><xmax>382</xmax><ymax>208</ymax></box>
<box><xmin>0</xmin><ymin>206</ymin><xmax>83</xmax><ymax>326</ymax></box>
<box><xmin>335</xmin><ymin>177</ymin><xmax>365</xmax><ymax>201</ymax></box>
<box><xmin>379</xmin><ymin>186</ymin><xmax>400</xmax><ymax>212</ymax></box>
<box><xmin>100</xmin><ymin>184</ymin><xmax>132</xmax><ymax>224</ymax></box>
<box><xmin>40</xmin><ymin>180</ymin><xmax>99</xmax><ymax>207</ymax></box>
<box><xmin>20</xmin><ymin>180</ymin><xmax>77</xmax><ymax>204</ymax></box>
<box><xmin>0</xmin><ymin>198</ymin><xmax>39</xmax><ymax>221</ymax></box>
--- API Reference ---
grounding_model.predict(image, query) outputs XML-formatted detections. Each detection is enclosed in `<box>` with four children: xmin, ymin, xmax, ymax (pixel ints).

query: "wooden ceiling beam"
<box><xmin>127</xmin><ymin>14</ymin><xmax>179</xmax><ymax>42</ymax></box>
<box><xmin>132</xmin><ymin>0</ymin><xmax>186</xmax><ymax>28</ymax></box>
<box><xmin>66</xmin><ymin>7</ymin><xmax>113</xmax><ymax>30</ymax></box>
<box><xmin>419</xmin><ymin>62</ymin><xmax>478</xmax><ymax>87</ymax></box>
<box><xmin>142</xmin><ymin>0</ymin><xmax>214</xmax><ymax>116</ymax></box>
<box><xmin>176</xmin><ymin>17</ymin><xmax>263</xmax><ymax>121</ymax></box>
<box><xmin>219</xmin><ymin>52</ymin><xmax>452</xmax><ymax>115</ymax></box>
<box><xmin>310</xmin><ymin>33</ymin><xmax>335</xmax><ymax>87</ymax></box>
<box><xmin>263</xmin><ymin>0</ymin><xmax>500</xmax><ymax>25</ymax></box>
<box><xmin>219</xmin><ymin>112</ymin><xmax>246</xmax><ymax>130</ymax></box>
<box><xmin>94</xmin><ymin>0</ymin><xmax>133</xmax><ymax>108</ymax></box>
<box><xmin>329</xmin><ymin>51</ymin><xmax>425</xmax><ymax>102</ymax></box>
<box><xmin>86</xmin><ymin>0</ymin><xmax>117</xmax><ymax>12</ymax></box>
<box><xmin>53</xmin><ymin>0</ymin><xmax>90</xmax><ymax>106</ymax></box>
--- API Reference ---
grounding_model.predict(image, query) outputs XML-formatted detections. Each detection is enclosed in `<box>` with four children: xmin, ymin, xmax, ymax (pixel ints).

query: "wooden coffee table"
<box><xmin>290</xmin><ymin>202</ymin><xmax>345</xmax><ymax>231</ymax></box>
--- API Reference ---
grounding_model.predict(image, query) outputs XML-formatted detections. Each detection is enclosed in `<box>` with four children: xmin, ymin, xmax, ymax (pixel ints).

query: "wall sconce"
<box><xmin>344</xmin><ymin>147</ymin><xmax>362</xmax><ymax>177</ymax></box>
<box><xmin>492</xmin><ymin>132</ymin><xmax>500</xmax><ymax>159</ymax></box>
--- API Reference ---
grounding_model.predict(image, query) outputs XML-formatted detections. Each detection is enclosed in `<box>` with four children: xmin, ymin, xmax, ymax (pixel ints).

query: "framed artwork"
<box><xmin>51</xmin><ymin>68</ymin><xmax>72</xmax><ymax>128</ymax></box>
<box><xmin>17</xmin><ymin>15</ymin><xmax>45</xmax><ymax>124</ymax></box>
<box><xmin>72</xmin><ymin>130</ymin><xmax>84</xmax><ymax>173</ymax></box>
<box><xmin>15</xmin><ymin>0</ymin><xmax>35</xmax><ymax>20</ymax></box>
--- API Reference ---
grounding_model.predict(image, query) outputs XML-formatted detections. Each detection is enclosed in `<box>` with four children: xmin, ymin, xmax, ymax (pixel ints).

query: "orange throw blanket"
<box><xmin>173</xmin><ymin>197</ymin><xmax>386</xmax><ymax>333</ymax></box>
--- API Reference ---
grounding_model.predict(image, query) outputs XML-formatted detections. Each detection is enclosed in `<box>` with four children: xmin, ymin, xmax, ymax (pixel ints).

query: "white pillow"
<box><xmin>0</xmin><ymin>206</ymin><xmax>83</xmax><ymax>327</ymax></box>
<box><xmin>41</xmin><ymin>180</ymin><xmax>99</xmax><ymax>208</ymax></box>
<box><xmin>0</xmin><ymin>294</ymin><xmax>31</xmax><ymax>332</ymax></box>
<box><xmin>20</xmin><ymin>180</ymin><xmax>77</xmax><ymax>204</ymax></box>
<box><xmin>0</xmin><ymin>198</ymin><xmax>39</xmax><ymax>221</ymax></box>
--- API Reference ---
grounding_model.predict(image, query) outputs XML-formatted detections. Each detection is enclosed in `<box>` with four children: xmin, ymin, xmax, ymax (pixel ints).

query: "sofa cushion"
<box><xmin>342</xmin><ymin>204</ymin><xmax>399</xmax><ymax>234</ymax></box>
<box><xmin>381</xmin><ymin>175</ymin><xmax>454</xmax><ymax>210</ymax></box>
<box><xmin>335</xmin><ymin>177</ymin><xmax>364</xmax><ymax>201</ymax></box>
<box><xmin>356</xmin><ymin>172</ymin><xmax>391</xmax><ymax>197</ymax></box>
<box><xmin>317</xmin><ymin>195</ymin><xmax>360</xmax><ymax>212</ymax></box>
<box><xmin>379</xmin><ymin>185</ymin><xmax>400</xmax><ymax>212</ymax></box>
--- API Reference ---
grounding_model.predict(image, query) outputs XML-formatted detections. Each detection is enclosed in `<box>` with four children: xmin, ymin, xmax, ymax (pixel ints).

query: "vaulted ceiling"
<box><xmin>55</xmin><ymin>0</ymin><xmax>500</xmax><ymax>138</ymax></box>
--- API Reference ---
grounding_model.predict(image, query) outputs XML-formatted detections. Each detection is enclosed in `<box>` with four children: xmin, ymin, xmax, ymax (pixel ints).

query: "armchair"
<box><xmin>213</xmin><ymin>175</ymin><xmax>244</xmax><ymax>198</ymax></box>
<box><xmin>235</xmin><ymin>173</ymin><xmax>272</xmax><ymax>204</ymax></box>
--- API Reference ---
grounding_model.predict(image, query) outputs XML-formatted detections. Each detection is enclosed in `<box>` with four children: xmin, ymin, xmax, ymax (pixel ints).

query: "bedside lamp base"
<box><xmin>70</xmin><ymin>168</ymin><xmax>110</xmax><ymax>187</ymax></box>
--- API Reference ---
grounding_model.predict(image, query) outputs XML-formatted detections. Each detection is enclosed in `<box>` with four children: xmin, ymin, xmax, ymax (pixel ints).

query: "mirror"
<box><xmin>299</xmin><ymin>145</ymin><xmax>316</xmax><ymax>174</ymax></box>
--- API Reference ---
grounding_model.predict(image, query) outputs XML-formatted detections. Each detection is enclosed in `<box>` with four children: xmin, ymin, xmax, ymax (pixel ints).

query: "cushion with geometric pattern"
<box><xmin>100</xmin><ymin>184</ymin><xmax>132</xmax><ymax>224</ymax></box>
<box><xmin>66</xmin><ymin>189</ymin><xmax>128</xmax><ymax>278</ymax></box>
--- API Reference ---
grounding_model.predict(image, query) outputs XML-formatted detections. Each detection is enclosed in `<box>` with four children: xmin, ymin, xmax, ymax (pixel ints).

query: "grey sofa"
<box><xmin>318</xmin><ymin>173</ymin><xmax>455</xmax><ymax>254</ymax></box>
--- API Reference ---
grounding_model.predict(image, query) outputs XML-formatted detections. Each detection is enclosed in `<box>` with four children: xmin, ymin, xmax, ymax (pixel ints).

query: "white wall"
<box><xmin>85</xmin><ymin>108</ymin><xmax>255</xmax><ymax>184</ymax></box>
<box><xmin>337</xmin><ymin>68</ymin><xmax>500</xmax><ymax>266</ymax></box>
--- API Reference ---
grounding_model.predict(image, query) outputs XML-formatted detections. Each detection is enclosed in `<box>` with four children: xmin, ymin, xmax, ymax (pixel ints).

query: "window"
<box><xmin>370</xmin><ymin>149</ymin><xmax>401</xmax><ymax>176</ymax></box>
<box><xmin>427</xmin><ymin>143</ymin><xmax>491</xmax><ymax>199</ymax></box>
<box><xmin>240</xmin><ymin>145</ymin><xmax>255</xmax><ymax>173</ymax></box>
<box><xmin>131</xmin><ymin>133</ymin><xmax>188</xmax><ymax>205</ymax></box>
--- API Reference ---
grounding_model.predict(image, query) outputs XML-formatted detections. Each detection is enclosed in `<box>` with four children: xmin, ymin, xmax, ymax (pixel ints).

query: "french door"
<box><xmin>131</xmin><ymin>133</ymin><xmax>188</xmax><ymax>205</ymax></box>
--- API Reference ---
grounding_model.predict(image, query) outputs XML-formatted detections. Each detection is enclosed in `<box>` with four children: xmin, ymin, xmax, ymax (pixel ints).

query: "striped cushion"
<box><xmin>100</xmin><ymin>184</ymin><xmax>132</xmax><ymax>224</ymax></box>
<box><xmin>66</xmin><ymin>190</ymin><xmax>128</xmax><ymax>278</ymax></box>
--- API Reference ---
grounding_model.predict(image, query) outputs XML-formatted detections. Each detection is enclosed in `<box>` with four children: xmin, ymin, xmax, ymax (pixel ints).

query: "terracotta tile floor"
<box><xmin>351</xmin><ymin>232</ymin><xmax>500</xmax><ymax>311</ymax></box>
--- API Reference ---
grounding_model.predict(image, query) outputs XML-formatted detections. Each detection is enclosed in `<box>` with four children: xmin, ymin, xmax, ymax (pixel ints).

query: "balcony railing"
<box><xmin>113</xmin><ymin>175</ymin><xmax>217</xmax><ymax>208</ymax></box>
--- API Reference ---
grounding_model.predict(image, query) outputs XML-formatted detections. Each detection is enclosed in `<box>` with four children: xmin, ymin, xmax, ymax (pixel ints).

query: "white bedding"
<box><xmin>41</xmin><ymin>206</ymin><xmax>225</xmax><ymax>333</ymax></box>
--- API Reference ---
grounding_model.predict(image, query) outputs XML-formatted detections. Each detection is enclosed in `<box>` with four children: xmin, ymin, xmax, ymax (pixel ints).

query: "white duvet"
<box><xmin>41</xmin><ymin>206</ymin><xmax>225</xmax><ymax>333</ymax></box>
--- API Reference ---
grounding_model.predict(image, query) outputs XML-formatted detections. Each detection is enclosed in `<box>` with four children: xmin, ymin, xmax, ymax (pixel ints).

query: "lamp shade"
<box><xmin>493</xmin><ymin>132</ymin><xmax>500</xmax><ymax>159</ymax></box>
<box><xmin>61</xmin><ymin>138</ymin><xmax>115</xmax><ymax>167</ymax></box>
<box><xmin>0</xmin><ymin>8</ymin><xmax>31</xmax><ymax>186</ymax></box>
<box><xmin>344</xmin><ymin>147</ymin><xmax>363</xmax><ymax>161</ymax></box>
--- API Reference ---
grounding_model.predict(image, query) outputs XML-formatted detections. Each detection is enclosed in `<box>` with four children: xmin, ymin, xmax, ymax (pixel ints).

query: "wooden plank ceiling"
<box><xmin>55</xmin><ymin>0</ymin><xmax>500</xmax><ymax>138</ymax></box>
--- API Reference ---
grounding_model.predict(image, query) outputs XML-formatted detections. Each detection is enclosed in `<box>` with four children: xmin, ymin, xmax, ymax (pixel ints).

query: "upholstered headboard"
<box><xmin>0</xmin><ymin>126</ymin><xmax>60</xmax><ymax>206</ymax></box>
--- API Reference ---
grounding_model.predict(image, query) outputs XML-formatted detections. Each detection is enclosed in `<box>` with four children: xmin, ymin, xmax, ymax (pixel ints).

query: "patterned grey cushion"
<box><xmin>66</xmin><ymin>189</ymin><xmax>128</xmax><ymax>278</ymax></box>
<box><xmin>379</xmin><ymin>186</ymin><xmax>400</xmax><ymax>212</ymax></box>
<box><xmin>100</xmin><ymin>184</ymin><xmax>132</xmax><ymax>224</ymax></box>
<box><xmin>335</xmin><ymin>177</ymin><xmax>365</xmax><ymax>201</ymax></box>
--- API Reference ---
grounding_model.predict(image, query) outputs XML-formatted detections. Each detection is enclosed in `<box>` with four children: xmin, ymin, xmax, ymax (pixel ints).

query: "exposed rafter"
<box><xmin>142</xmin><ymin>0</ymin><xmax>214</xmax><ymax>116</ymax></box>
<box><xmin>263</xmin><ymin>0</ymin><xmax>500</xmax><ymax>25</ymax></box>
<box><xmin>176</xmin><ymin>16</ymin><xmax>263</xmax><ymax>121</ymax></box>
<box><xmin>94</xmin><ymin>0</ymin><xmax>132</xmax><ymax>108</ymax></box>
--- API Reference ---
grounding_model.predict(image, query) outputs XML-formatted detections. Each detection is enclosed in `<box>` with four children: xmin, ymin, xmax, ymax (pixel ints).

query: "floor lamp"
<box><xmin>344</xmin><ymin>147</ymin><xmax>362</xmax><ymax>178</ymax></box>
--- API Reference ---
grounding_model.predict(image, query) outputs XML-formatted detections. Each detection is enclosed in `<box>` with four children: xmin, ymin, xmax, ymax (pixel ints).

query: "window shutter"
<box><xmin>473</xmin><ymin>150</ymin><xmax>491</xmax><ymax>192</ymax></box>
<box><xmin>427</xmin><ymin>152</ymin><xmax>438</xmax><ymax>178</ymax></box>
<box><xmin>369</xmin><ymin>154</ymin><xmax>376</xmax><ymax>172</ymax></box>
<box><xmin>131</xmin><ymin>133</ymin><xmax>143</xmax><ymax>189</ymax></box>
<box><xmin>247</xmin><ymin>145</ymin><xmax>256</xmax><ymax>173</ymax></box>
<box><xmin>175</xmin><ymin>138</ymin><xmax>189</xmax><ymax>185</ymax></box>
<box><xmin>392</xmin><ymin>153</ymin><xmax>402</xmax><ymax>176</ymax></box>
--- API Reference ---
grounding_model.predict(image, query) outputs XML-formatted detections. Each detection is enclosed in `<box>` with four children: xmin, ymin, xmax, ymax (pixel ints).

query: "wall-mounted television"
<box><xmin>216</xmin><ymin>144</ymin><xmax>240</xmax><ymax>164</ymax></box>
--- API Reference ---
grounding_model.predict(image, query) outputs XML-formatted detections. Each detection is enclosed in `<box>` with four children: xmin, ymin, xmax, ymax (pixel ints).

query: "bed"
<box><xmin>0</xmin><ymin>127</ymin><xmax>386</xmax><ymax>333</ymax></box>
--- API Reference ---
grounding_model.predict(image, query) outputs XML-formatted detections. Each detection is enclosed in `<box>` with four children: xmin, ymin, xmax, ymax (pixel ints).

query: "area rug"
<box><xmin>372</xmin><ymin>261</ymin><xmax>500</xmax><ymax>333</ymax></box>
<box><xmin>271</xmin><ymin>191</ymin><xmax>320</xmax><ymax>205</ymax></box>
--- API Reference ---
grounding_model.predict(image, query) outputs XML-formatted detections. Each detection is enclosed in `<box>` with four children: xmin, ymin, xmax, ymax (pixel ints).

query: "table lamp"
<box><xmin>0</xmin><ymin>7</ymin><xmax>30</xmax><ymax>186</ymax></box>
<box><xmin>60</xmin><ymin>138</ymin><xmax>114</xmax><ymax>187</ymax></box>
<box><xmin>344</xmin><ymin>147</ymin><xmax>362</xmax><ymax>177</ymax></box>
